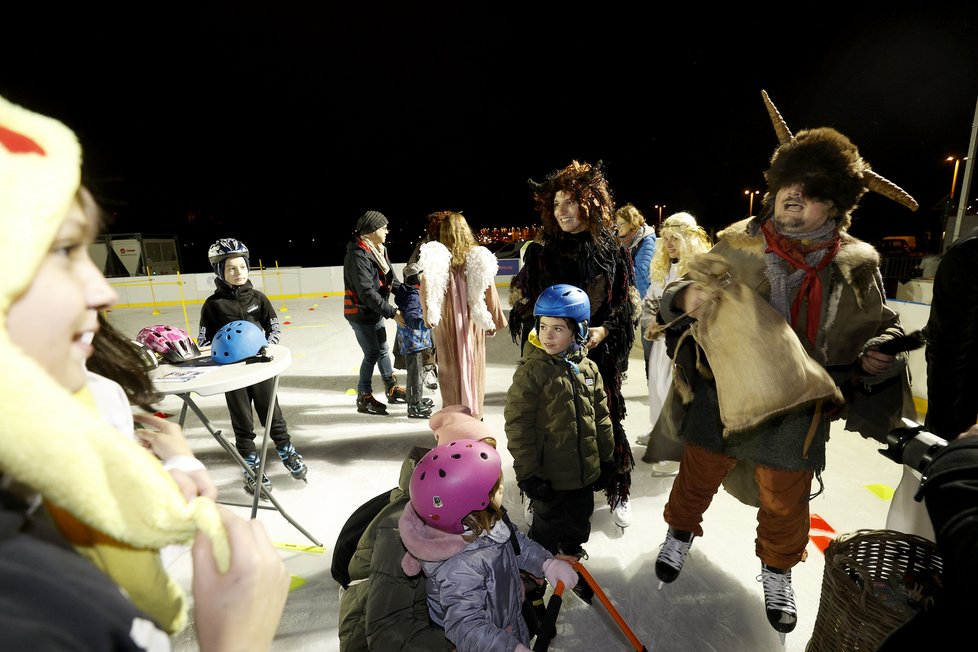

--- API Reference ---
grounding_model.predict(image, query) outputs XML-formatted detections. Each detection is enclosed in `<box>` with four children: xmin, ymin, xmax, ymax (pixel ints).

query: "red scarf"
<box><xmin>760</xmin><ymin>220</ymin><xmax>841</xmax><ymax>347</ymax></box>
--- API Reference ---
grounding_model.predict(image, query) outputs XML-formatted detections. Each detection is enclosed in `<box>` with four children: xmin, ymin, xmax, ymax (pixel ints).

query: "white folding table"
<box><xmin>149</xmin><ymin>344</ymin><xmax>321</xmax><ymax>546</ymax></box>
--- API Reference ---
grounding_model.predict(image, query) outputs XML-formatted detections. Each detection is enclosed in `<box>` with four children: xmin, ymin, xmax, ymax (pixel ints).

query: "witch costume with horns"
<box><xmin>509</xmin><ymin>160</ymin><xmax>638</xmax><ymax>509</ymax></box>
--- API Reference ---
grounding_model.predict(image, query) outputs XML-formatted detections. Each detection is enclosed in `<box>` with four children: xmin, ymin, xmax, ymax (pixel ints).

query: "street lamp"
<box><xmin>744</xmin><ymin>189</ymin><xmax>760</xmax><ymax>216</ymax></box>
<box><xmin>947</xmin><ymin>156</ymin><xmax>967</xmax><ymax>201</ymax></box>
<box><xmin>943</xmin><ymin>156</ymin><xmax>968</xmax><ymax>245</ymax></box>
<box><xmin>654</xmin><ymin>204</ymin><xmax>666</xmax><ymax>230</ymax></box>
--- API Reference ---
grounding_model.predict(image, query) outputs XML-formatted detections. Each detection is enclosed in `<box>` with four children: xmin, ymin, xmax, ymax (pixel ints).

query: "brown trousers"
<box><xmin>664</xmin><ymin>443</ymin><xmax>811</xmax><ymax>570</ymax></box>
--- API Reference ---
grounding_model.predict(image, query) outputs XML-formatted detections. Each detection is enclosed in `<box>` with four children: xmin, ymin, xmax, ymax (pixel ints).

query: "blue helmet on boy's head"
<box><xmin>533</xmin><ymin>284</ymin><xmax>590</xmax><ymax>343</ymax></box>
<box><xmin>211</xmin><ymin>320</ymin><xmax>267</xmax><ymax>364</ymax></box>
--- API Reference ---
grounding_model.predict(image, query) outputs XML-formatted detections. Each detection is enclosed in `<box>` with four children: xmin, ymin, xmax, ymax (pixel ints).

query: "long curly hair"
<box><xmin>430</xmin><ymin>210</ymin><xmax>478</xmax><ymax>267</ymax></box>
<box><xmin>649</xmin><ymin>212</ymin><xmax>712</xmax><ymax>287</ymax></box>
<box><xmin>529</xmin><ymin>160</ymin><xmax>616</xmax><ymax>239</ymax></box>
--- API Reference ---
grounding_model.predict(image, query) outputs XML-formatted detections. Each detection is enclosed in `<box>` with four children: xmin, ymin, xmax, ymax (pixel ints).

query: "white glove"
<box><xmin>515</xmin><ymin>644</ymin><xmax>532</xmax><ymax>652</ymax></box>
<box><xmin>542</xmin><ymin>557</ymin><xmax>578</xmax><ymax>590</ymax></box>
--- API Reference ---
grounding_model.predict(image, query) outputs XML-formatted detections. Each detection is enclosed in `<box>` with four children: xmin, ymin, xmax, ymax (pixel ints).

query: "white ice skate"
<box><xmin>612</xmin><ymin>500</ymin><xmax>632</xmax><ymax>532</ymax></box>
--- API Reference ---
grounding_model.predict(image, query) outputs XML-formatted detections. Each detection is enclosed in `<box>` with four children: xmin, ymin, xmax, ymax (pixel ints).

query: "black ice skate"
<box><xmin>384</xmin><ymin>377</ymin><xmax>407</xmax><ymax>403</ymax></box>
<box><xmin>242</xmin><ymin>452</ymin><xmax>273</xmax><ymax>499</ymax></box>
<box><xmin>277</xmin><ymin>443</ymin><xmax>308</xmax><ymax>482</ymax></box>
<box><xmin>758</xmin><ymin>563</ymin><xmax>797</xmax><ymax>643</ymax></box>
<box><xmin>655</xmin><ymin>527</ymin><xmax>694</xmax><ymax>589</ymax></box>
<box><xmin>407</xmin><ymin>401</ymin><xmax>432</xmax><ymax>419</ymax></box>
<box><xmin>356</xmin><ymin>392</ymin><xmax>388</xmax><ymax>415</ymax></box>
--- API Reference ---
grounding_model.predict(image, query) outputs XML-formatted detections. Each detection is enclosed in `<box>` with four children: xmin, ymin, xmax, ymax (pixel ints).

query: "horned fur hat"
<box><xmin>760</xmin><ymin>90</ymin><xmax>918</xmax><ymax>232</ymax></box>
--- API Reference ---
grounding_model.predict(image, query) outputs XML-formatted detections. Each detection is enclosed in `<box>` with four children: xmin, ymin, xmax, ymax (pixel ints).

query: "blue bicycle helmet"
<box><xmin>211</xmin><ymin>320</ymin><xmax>268</xmax><ymax>364</ymax></box>
<box><xmin>533</xmin><ymin>284</ymin><xmax>590</xmax><ymax>343</ymax></box>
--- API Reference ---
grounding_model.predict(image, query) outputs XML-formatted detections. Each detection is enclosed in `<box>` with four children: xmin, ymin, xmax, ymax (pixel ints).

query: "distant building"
<box><xmin>89</xmin><ymin>233</ymin><xmax>182</xmax><ymax>277</ymax></box>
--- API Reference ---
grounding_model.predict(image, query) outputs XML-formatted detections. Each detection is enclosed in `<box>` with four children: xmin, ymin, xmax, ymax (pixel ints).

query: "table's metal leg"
<box><xmin>176</xmin><ymin>390</ymin><xmax>322</xmax><ymax>546</ymax></box>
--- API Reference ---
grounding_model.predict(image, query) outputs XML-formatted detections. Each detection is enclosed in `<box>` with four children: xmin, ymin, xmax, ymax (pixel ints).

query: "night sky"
<box><xmin>3</xmin><ymin>8</ymin><xmax>977</xmax><ymax>272</ymax></box>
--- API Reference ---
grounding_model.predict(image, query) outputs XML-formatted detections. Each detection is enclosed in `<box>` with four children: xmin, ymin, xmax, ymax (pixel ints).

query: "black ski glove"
<box><xmin>591</xmin><ymin>461</ymin><xmax>616</xmax><ymax>492</ymax></box>
<box><xmin>519</xmin><ymin>476</ymin><xmax>557</xmax><ymax>502</ymax></box>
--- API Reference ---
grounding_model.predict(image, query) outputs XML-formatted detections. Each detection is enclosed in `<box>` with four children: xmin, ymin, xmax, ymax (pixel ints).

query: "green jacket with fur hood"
<box><xmin>505</xmin><ymin>335</ymin><xmax>614</xmax><ymax>490</ymax></box>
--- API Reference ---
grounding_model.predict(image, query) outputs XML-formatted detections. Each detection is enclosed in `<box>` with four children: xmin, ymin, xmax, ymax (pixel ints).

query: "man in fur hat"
<box><xmin>650</xmin><ymin>91</ymin><xmax>917</xmax><ymax>639</ymax></box>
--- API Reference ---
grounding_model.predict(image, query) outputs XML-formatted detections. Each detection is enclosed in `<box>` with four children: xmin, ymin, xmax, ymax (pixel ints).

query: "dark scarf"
<box><xmin>760</xmin><ymin>219</ymin><xmax>841</xmax><ymax>347</ymax></box>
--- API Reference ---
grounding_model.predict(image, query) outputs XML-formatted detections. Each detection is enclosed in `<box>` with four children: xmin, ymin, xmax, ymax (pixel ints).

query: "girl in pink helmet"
<box><xmin>398</xmin><ymin>439</ymin><xmax>578</xmax><ymax>652</ymax></box>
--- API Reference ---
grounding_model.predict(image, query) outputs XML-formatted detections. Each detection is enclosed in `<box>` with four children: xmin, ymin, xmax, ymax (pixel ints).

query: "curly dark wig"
<box><xmin>762</xmin><ymin>127</ymin><xmax>869</xmax><ymax>232</ymax></box>
<box><xmin>528</xmin><ymin>160</ymin><xmax>616</xmax><ymax>238</ymax></box>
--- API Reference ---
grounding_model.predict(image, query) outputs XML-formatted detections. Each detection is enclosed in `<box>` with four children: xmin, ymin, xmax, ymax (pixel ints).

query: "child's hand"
<box><xmin>590</xmin><ymin>461</ymin><xmax>615</xmax><ymax>492</ymax></box>
<box><xmin>192</xmin><ymin>505</ymin><xmax>289</xmax><ymax>652</ymax></box>
<box><xmin>518</xmin><ymin>476</ymin><xmax>557</xmax><ymax>502</ymax></box>
<box><xmin>542</xmin><ymin>557</ymin><xmax>578</xmax><ymax>590</ymax></box>
<box><xmin>134</xmin><ymin>413</ymin><xmax>216</xmax><ymax>500</ymax></box>
<box><xmin>133</xmin><ymin>413</ymin><xmax>193</xmax><ymax>460</ymax></box>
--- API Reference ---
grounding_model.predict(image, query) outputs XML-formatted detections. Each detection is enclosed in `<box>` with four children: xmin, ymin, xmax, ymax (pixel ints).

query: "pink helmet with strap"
<box><xmin>409</xmin><ymin>439</ymin><xmax>501</xmax><ymax>534</ymax></box>
<box><xmin>136</xmin><ymin>324</ymin><xmax>201</xmax><ymax>363</ymax></box>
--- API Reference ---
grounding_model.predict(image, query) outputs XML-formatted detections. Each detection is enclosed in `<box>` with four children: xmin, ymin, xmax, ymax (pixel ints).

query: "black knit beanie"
<box><xmin>356</xmin><ymin>210</ymin><xmax>388</xmax><ymax>235</ymax></box>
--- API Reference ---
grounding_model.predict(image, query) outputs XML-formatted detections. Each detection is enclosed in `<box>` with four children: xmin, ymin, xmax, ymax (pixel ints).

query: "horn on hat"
<box><xmin>862</xmin><ymin>170</ymin><xmax>919</xmax><ymax>212</ymax></box>
<box><xmin>762</xmin><ymin>90</ymin><xmax>793</xmax><ymax>145</ymax></box>
<box><xmin>760</xmin><ymin>90</ymin><xmax>918</xmax><ymax>212</ymax></box>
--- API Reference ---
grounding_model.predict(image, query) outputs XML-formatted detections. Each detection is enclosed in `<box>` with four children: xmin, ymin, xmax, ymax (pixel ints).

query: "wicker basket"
<box><xmin>807</xmin><ymin>529</ymin><xmax>942</xmax><ymax>652</ymax></box>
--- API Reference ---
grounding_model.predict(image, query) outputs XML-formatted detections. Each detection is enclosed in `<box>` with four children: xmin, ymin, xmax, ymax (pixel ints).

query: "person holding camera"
<box><xmin>878</xmin><ymin>423</ymin><xmax>978</xmax><ymax>648</ymax></box>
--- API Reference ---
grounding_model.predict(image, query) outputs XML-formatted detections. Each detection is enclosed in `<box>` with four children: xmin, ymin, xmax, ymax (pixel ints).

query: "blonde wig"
<box><xmin>649</xmin><ymin>212</ymin><xmax>712</xmax><ymax>287</ymax></box>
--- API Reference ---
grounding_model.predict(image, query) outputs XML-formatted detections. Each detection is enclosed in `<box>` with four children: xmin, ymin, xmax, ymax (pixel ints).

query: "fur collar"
<box><xmin>717</xmin><ymin>217</ymin><xmax>880</xmax><ymax>281</ymax></box>
<box><xmin>398</xmin><ymin>504</ymin><xmax>468</xmax><ymax>576</ymax></box>
<box><xmin>419</xmin><ymin>241</ymin><xmax>499</xmax><ymax>329</ymax></box>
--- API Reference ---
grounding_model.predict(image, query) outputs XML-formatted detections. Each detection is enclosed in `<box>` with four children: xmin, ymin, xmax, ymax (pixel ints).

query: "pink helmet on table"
<box><xmin>409</xmin><ymin>439</ymin><xmax>501</xmax><ymax>534</ymax></box>
<box><xmin>136</xmin><ymin>324</ymin><xmax>201</xmax><ymax>363</ymax></box>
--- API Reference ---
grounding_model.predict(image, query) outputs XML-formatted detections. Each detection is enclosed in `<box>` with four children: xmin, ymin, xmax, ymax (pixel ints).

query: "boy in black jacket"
<box><xmin>199</xmin><ymin>237</ymin><xmax>307</xmax><ymax>496</ymax></box>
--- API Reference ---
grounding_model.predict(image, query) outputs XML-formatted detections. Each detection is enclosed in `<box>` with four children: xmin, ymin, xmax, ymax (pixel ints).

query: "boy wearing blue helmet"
<box><xmin>199</xmin><ymin>237</ymin><xmax>307</xmax><ymax>496</ymax></box>
<box><xmin>504</xmin><ymin>284</ymin><xmax>615</xmax><ymax>610</ymax></box>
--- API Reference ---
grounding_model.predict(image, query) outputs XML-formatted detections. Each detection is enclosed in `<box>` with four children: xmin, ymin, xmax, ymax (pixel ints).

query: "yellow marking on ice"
<box><xmin>289</xmin><ymin>575</ymin><xmax>306</xmax><ymax>591</ymax></box>
<box><xmin>346</xmin><ymin>388</ymin><xmax>358</xmax><ymax>395</ymax></box>
<box><xmin>274</xmin><ymin>541</ymin><xmax>326</xmax><ymax>554</ymax></box>
<box><xmin>865</xmin><ymin>483</ymin><xmax>895</xmax><ymax>501</ymax></box>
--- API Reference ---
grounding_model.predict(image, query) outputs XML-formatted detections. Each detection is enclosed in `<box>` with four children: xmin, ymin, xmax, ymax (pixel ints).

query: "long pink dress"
<box><xmin>421</xmin><ymin>257</ymin><xmax>507</xmax><ymax>420</ymax></box>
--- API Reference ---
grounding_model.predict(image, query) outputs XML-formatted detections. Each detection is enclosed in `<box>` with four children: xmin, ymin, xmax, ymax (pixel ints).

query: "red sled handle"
<box><xmin>573</xmin><ymin>562</ymin><xmax>648</xmax><ymax>651</ymax></box>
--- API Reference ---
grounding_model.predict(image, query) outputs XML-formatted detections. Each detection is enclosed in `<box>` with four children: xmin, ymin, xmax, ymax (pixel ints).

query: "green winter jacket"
<box><xmin>338</xmin><ymin>447</ymin><xmax>453</xmax><ymax>652</ymax></box>
<box><xmin>505</xmin><ymin>335</ymin><xmax>614</xmax><ymax>490</ymax></box>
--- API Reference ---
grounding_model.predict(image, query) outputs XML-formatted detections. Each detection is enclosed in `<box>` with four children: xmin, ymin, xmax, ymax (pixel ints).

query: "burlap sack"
<box><xmin>684</xmin><ymin>254</ymin><xmax>844</xmax><ymax>438</ymax></box>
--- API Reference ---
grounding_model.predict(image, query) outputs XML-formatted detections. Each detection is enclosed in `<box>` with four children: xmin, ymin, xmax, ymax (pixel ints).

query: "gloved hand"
<box><xmin>515</xmin><ymin>644</ymin><xmax>533</xmax><ymax>652</ymax></box>
<box><xmin>857</xmin><ymin>335</ymin><xmax>909</xmax><ymax>384</ymax></box>
<box><xmin>519</xmin><ymin>476</ymin><xmax>557</xmax><ymax>502</ymax></box>
<box><xmin>542</xmin><ymin>557</ymin><xmax>578</xmax><ymax>590</ymax></box>
<box><xmin>591</xmin><ymin>461</ymin><xmax>615</xmax><ymax>492</ymax></box>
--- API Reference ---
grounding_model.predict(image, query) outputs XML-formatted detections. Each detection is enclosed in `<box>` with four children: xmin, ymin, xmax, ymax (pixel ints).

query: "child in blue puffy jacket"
<box><xmin>393</xmin><ymin>262</ymin><xmax>434</xmax><ymax>418</ymax></box>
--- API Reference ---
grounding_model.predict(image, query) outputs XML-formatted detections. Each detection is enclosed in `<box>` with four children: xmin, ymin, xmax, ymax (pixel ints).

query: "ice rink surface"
<box><xmin>107</xmin><ymin>289</ymin><xmax>909</xmax><ymax>652</ymax></box>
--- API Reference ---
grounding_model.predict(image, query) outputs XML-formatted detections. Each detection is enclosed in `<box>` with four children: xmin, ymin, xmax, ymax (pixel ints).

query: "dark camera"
<box><xmin>878</xmin><ymin>417</ymin><xmax>948</xmax><ymax>474</ymax></box>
